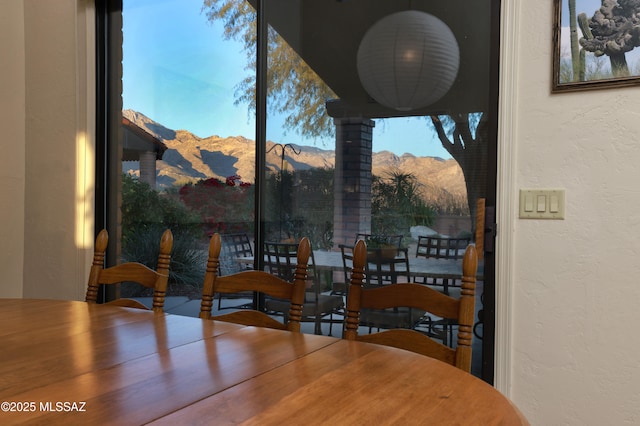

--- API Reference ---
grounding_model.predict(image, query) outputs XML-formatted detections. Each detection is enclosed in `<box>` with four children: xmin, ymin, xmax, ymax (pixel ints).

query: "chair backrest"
<box><xmin>264</xmin><ymin>240</ymin><xmax>298</xmax><ymax>282</ymax></box>
<box><xmin>341</xmin><ymin>244</ymin><xmax>410</xmax><ymax>288</ymax></box>
<box><xmin>338</xmin><ymin>244</ymin><xmax>355</xmax><ymax>294</ymax></box>
<box><xmin>199</xmin><ymin>233</ymin><xmax>310</xmax><ymax>331</ymax></box>
<box><xmin>85</xmin><ymin>229</ymin><xmax>173</xmax><ymax>313</ymax></box>
<box><xmin>219</xmin><ymin>233</ymin><xmax>253</xmax><ymax>275</ymax></box>
<box><xmin>345</xmin><ymin>239</ymin><xmax>478</xmax><ymax>372</ymax></box>
<box><xmin>263</xmin><ymin>240</ymin><xmax>318</xmax><ymax>295</ymax></box>
<box><xmin>415</xmin><ymin>235</ymin><xmax>471</xmax><ymax>260</ymax></box>
<box><xmin>364</xmin><ymin>246</ymin><xmax>410</xmax><ymax>286</ymax></box>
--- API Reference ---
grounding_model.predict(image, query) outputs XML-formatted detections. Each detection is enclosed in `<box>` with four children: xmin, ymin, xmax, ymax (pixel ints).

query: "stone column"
<box><xmin>139</xmin><ymin>151</ymin><xmax>157</xmax><ymax>188</ymax></box>
<box><xmin>333</xmin><ymin>118</ymin><xmax>375</xmax><ymax>247</ymax></box>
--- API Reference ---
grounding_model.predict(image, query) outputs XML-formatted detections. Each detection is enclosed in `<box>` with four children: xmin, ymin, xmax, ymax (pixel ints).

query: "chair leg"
<box><xmin>329</xmin><ymin>313</ymin><xmax>333</xmax><ymax>336</ymax></box>
<box><xmin>444</xmin><ymin>323</ymin><xmax>449</xmax><ymax>347</ymax></box>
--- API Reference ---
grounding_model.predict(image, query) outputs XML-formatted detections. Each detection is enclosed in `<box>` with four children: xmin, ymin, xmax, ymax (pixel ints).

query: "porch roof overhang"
<box><xmin>255</xmin><ymin>0</ymin><xmax>492</xmax><ymax>119</ymax></box>
<box><xmin>122</xmin><ymin>117</ymin><xmax>168</xmax><ymax>161</ymax></box>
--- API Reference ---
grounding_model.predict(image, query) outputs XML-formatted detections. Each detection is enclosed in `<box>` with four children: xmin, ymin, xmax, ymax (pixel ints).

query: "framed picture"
<box><xmin>552</xmin><ymin>0</ymin><xmax>640</xmax><ymax>92</ymax></box>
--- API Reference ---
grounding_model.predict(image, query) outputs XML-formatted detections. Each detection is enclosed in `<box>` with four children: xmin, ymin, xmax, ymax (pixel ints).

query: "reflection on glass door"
<box><xmin>259</xmin><ymin>1</ymin><xmax>496</xmax><ymax>381</ymax></box>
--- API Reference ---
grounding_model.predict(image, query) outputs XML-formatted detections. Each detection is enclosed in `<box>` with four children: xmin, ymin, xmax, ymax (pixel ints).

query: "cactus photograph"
<box><xmin>553</xmin><ymin>0</ymin><xmax>640</xmax><ymax>91</ymax></box>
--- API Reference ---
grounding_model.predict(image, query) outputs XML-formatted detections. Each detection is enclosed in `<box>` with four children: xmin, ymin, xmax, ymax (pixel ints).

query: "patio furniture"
<box><xmin>415</xmin><ymin>235</ymin><xmax>471</xmax><ymax>294</ymax></box>
<box><xmin>263</xmin><ymin>240</ymin><xmax>344</xmax><ymax>335</ymax></box>
<box><xmin>216</xmin><ymin>232</ymin><xmax>255</xmax><ymax>310</ymax></box>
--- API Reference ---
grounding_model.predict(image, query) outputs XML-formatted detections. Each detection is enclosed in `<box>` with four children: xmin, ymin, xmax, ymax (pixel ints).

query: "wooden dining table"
<box><xmin>0</xmin><ymin>299</ymin><xmax>526</xmax><ymax>425</ymax></box>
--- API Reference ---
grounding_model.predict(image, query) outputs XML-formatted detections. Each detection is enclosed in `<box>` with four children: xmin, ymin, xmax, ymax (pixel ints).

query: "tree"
<box><xmin>120</xmin><ymin>174</ymin><xmax>206</xmax><ymax>291</ymax></box>
<box><xmin>202</xmin><ymin>0</ymin><xmax>336</xmax><ymax>141</ymax></box>
<box><xmin>178</xmin><ymin>175</ymin><xmax>255</xmax><ymax>235</ymax></box>
<box><xmin>202</xmin><ymin>0</ymin><xmax>487</xmax><ymax>226</ymax></box>
<box><xmin>429</xmin><ymin>113</ymin><xmax>487</xmax><ymax>226</ymax></box>
<box><xmin>371</xmin><ymin>170</ymin><xmax>436</xmax><ymax>237</ymax></box>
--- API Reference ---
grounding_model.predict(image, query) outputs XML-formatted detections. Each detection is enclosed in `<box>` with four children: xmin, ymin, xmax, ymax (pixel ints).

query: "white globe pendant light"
<box><xmin>356</xmin><ymin>10</ymin><xmax>460</xmax><ymax>111</ymax></box>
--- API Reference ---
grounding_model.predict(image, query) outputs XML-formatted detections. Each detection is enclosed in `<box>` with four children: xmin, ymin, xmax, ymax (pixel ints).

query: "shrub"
<box><xmin>371</xmin><ymin>170</ymin><xmax>436</xmax><ymax>238</ymax></box>
<box><xmin>121</xmin><ymin>174</ymin><xmax>206</xmax><ymax>292</ymax></box>
<box><xmin>179</xmin><ymin>175</ymin><xmax>254</xmax><ymax>235</ymax></box>
<box><xmin>120</xmin><ymin>226</ymin><xmax>207</xmax><ymax>296</ymax></box>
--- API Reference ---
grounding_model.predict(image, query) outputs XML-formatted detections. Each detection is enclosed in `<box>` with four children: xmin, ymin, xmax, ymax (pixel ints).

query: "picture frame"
<box><xmin>552</xmin><ymin>0</ymin><xmax>640</xmax><ymax>92</ymax></box>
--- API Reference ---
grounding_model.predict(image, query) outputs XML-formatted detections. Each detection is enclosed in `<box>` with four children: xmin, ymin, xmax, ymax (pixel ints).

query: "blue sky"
<box><xmin>122</xmin><ymin>0</ymin><xmax>451</xmax><ymax>158</ymax></box>
<box><xmin>560</xmin><ymin>0</ymin><xmax>601</xmax><ymax>26</ymax></box>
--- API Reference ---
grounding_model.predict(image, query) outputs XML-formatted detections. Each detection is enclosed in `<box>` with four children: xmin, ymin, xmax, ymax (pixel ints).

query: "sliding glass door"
<box><xmin>97</xmin><ymin>0</ymin><xmax>499</xmax><ymax>382</ymax></box>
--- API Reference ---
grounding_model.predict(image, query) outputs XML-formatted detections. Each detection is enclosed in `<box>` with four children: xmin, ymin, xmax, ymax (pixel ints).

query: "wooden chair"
<box><xmin>344</xmin><ymin>239</ymin><xmax>478</xmax><ymax>372</ymax></box>
<box><xmin>263</xmin><ymin>240</ymin><xmax>344</xmax><ymax>335</ymax></box>
<box><xmin>85</xmin><ymin>228</ymin><xmax>173</xmax><ymax>313</ymax></box>
<box><xmin>340</xmin><ymin>243</ymin><xmax>422</xmax><ymax>333</ymax></box>
<box><xmin>199</xmin><ymin>233</ymin><xmax>309</xmax><ymax>332</ymax></box>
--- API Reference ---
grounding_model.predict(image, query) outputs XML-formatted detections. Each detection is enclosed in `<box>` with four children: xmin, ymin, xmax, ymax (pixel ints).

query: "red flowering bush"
<box><xmin>179</xmin><ymin>175</ymin><xmax>254</xmax><ymax>235</ymax></box>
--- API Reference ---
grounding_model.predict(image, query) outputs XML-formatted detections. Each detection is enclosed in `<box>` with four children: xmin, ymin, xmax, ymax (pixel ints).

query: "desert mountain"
<box><xmin>123</xmin><ymin>110</ymin><xmax>467</xmax><ymax>203</ymax></box>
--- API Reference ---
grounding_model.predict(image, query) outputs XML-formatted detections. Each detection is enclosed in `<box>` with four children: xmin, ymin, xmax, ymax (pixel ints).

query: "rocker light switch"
<box><xmin>536</xmin><ymin>195</ymin><xmax>546</xmax><ymax>212</ymax></box>
<box><xmin>519</xmin><ymin>189</ymin><xmax>565</xmax><ymax>219</ymax></box>
<box><xmin>549</xmin><ymin>195</ymin><xmax>559</xmax><ymax>213</ymax></box>
<box><xmin>524</xmin><ymin>194</ymin><xmax>533</xmax><ymax>212</ymax></box>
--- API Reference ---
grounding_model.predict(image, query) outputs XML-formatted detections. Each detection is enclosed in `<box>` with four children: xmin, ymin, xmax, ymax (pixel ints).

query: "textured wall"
<box><xmin>508</xmin><ymin>1</ymin><xmax>640</xmax><ymax>424</ymax></box>
<box><xmin>19</xmin><ymin>0</ymin><xmax>94</xmax><ymax>301</ymax></box>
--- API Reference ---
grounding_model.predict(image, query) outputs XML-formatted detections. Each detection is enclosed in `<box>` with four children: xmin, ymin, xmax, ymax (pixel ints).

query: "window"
<box><xmin>97</xmin><ymin>0</ymin><xmax>499</xmax><ymax>382</ymax></box>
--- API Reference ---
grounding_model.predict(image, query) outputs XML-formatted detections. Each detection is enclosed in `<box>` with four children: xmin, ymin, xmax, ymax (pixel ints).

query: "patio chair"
<box><xmin>414</xmin><ymin>235</ymin><xmax>470</xmax><ymax>294</ymax></box>
<box><xmin>264</xmin><ymin>240</ymin><xmax>344</xmax><ymax>335</ymax></box>
<box><xmin>413</xmin><ymin>235</ymin><xmax>471</xmax><ymax>345</ymax></box>
<box><xmin>216</xmin><ymin>232</ymin><xmax>255</xmax><ymax>310</ymax></box>
<box><xmin>355</xmin><ymin>233</ymin><xmax>408</xmax><ymax>285</ymax></box>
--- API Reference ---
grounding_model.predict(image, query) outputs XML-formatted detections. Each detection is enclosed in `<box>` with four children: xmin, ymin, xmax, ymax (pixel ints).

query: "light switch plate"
<box><xmin>519</xmin><ymin>189</ymin><xmax>565</xmax><ymax>219</ymax></box>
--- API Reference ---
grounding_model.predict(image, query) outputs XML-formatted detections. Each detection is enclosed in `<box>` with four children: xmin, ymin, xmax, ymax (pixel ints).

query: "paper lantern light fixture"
<box><xmin>356</xmin><ymin>11</ymin><xmax>460</xmax><ymax>111</ymax></box>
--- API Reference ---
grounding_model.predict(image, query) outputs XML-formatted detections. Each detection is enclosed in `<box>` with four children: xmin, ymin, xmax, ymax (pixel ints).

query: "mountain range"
<box><xmin>122</xmin><ymin>110</ymin><xmax>467</xmax><ymax>204</ymax></box>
